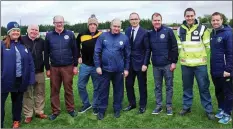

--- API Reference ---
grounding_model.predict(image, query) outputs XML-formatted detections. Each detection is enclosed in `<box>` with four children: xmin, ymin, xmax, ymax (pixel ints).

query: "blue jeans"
<box><xmin>153</xmin><ymin>64</ymin><xmax>173</xmax><ymax>108</ymax></box>
<box><xmin>77</xmin><ymin>64</ymin><xmax>99</xmax><ymax>108</ymax></box>
<box><xmin>181</xmin><ymin>65</ymin><xmax>213</xmax><ymax>113</ymax></box>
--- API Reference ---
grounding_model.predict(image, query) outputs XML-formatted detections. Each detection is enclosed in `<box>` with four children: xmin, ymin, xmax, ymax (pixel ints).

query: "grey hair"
<box><xmin>53</xmin><ymin>15</ymin><xmax>64</xmax><ymax>22</ymax></box>
<box><xmin>110</xmin><ymin>18</ymin><xmax>122</xmax><ymax>27</ymax></box>
<box><xmin>129</xmin><ymin>12</ymin><xmax>140</xmax><ymax>19</ymax></box>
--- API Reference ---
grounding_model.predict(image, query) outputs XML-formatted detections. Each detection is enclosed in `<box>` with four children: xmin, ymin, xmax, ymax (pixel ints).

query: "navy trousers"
<box><xmin>212</xmin><ymin>76</ymin><xmax>233</xmax><ymax>115</ymax></box>
<box><xmin>98</xmin><ymin>70</ymin><xmax>124</xmax><ymax>113</ymax></box>
<box><xmin>125</xmin><ymin>67</ymin><xmax>147</xmax><ymax>108</ymax></box>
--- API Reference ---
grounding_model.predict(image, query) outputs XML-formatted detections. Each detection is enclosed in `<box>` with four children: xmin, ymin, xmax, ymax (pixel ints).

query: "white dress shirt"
<box><xmin>131</xmin><ymin>25</ymin><xmax>140</xmax><ymax>41</ymax></box>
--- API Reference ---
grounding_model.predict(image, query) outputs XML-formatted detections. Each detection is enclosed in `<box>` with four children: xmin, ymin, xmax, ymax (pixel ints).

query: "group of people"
<box><xmin>1</xmin><ymin>7</ymin><xmax>232</xmax><ymax>128</ymax></box>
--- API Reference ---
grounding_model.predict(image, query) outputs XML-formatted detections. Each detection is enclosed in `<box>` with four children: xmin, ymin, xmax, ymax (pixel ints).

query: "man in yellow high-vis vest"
<box><xmin>177</xmin><ymin>8</ymin><xmax>215</xmax><ymax>120</ymax></box>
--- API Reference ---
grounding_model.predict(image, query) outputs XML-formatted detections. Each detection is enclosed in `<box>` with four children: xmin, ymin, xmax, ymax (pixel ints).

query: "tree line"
<box><xmin>1</xmin><ymin>14</ymin><xmax>233</xmax><ymax>36</ymax></box>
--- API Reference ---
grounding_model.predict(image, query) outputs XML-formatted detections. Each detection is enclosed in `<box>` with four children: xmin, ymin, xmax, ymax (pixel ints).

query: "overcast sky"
<box><xmin>1</xmin><ymin>1</ymin><xmax>232</xmax><ymax>26</ymax></box>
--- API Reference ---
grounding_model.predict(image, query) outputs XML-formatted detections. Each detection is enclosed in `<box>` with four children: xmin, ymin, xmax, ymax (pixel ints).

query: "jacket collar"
<box><xmin>53</xmin><ymin>29</ymin><xmax>67</xmax><ymax>34</ymax></box>
<box><xmin>182</xmin><ymin>19</ymin><xmax>198</xmax><ymax>28</ymax></box>
<box><xmin>86</xmin><ymin>29</ymin><xmax>99</xmax><ymax>35</ymax></box>
<box><xmin>26</xmin><ymin>34</ymin><xmax>39</xmax><ymax>41</ymax></box>
<box><xmin>153</xmin><ymin>25</ymin><xmax>163</xmax><ymax>32</ymax></box>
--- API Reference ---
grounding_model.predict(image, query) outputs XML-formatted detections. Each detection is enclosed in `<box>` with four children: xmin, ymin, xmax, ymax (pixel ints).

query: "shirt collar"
<box><xmin>132</xmin><ymin>25</ymin><xmax>140</xmax><ymax>32</ymax></box>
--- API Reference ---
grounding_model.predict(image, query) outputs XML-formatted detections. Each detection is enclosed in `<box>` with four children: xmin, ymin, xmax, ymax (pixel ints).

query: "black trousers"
<box><xmin>1</xmin><ymin>77</ymin><xmax>24</xmax><ymax>128</ymax></box>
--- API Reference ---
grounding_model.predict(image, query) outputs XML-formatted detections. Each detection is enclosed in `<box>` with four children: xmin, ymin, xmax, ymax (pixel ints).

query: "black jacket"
<box><xmin>76</xmin><ymin>30</ymin><xmax>102</xmax><ymax>66</ymax></box>
<box><xmin>21</xmin><ymin>35</ymin><xmax>45</xmax><ymax>73</ymax></box>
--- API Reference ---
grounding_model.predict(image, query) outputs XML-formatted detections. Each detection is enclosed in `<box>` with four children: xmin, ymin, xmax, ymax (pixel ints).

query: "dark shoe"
<box><xmin>114</xmin><ymin>111</ymin><xmax>121</xmax><ymax>118</ymax></box>
<box><xmin>138</xmin><ymin>107</ymin><xmax>146</xmax><ymax>114</ymax></box>
<box><xmin>69</xmin><ymin>110</ymin><xmax>77</xmax><ymax>117</ymax></box>
<box><xmin>166</xmin><ymin>107</ymin><xmax>173</xmax><ymax>115</ymax></box>
<box><xmin>179</xmin><ymin>108</ymin><xmax>191</xmax><ymax>116</ymax></box>
<box><xmin>49</xmin><ymin>114</ymin><xmax>59</xmax><ymax>120</ymax></box>
<box><xmin>206</xmin><ymin>112</ymin><xmax>215</xmax><ymax>120</ymax></box>
<box><xmin>152</xmin><ymin>106</ymin><xmax>163</xmax><ymax>115</ymax></box>
<box><xmin>12</xmin><ymin>121</ymin><xmax>20</xmax><ymax>128</ymax></box>
<box><xmin>24</xmin><ymin>117</ymin><xmax>32</xmax><ymax>124</ymax></box>
<box><xmin>97</xmin><ymin>112</ymin><xmax>104</xmax><ymax>120</ymax></box>
<box><xmin>35</xmin><ymin>113</ymin><xmax>48</xmax><ymax>119</ymax></box>
<box><xmin>79</xmin><ymin>105</ymin><xmax>92</xmax><ymax>113</ymax></box>
<box><xmin>93</xmin><ymin>108</ymin><xmax>98</xmax><ymax>115</ymax></box>
<box><xmin>123</xmin><ymin>105</ymin><xmax>136</xmax><ymax>111</ymax></box>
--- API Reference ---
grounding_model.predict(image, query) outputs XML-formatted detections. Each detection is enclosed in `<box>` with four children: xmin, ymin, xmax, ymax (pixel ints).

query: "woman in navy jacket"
<box><xmin>210</xmin><ymin>12</ymin><xmax>233</xmax><ymax>124</ymax></box>
<box><xmin>1</xmin><ymin>21</ymin><xmax>35</xmax><ymax>128</ymax></box>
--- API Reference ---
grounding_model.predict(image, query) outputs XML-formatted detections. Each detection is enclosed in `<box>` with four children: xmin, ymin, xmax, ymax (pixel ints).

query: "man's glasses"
<box><xmin>130</xmin><ymin>18</ymin><xmax>139</xmax><ymax>21</ymax></box>
<box><xmin>54</xmin><ymin>22</ymin><xmax>64</xmax><ymax>24</ymax></box>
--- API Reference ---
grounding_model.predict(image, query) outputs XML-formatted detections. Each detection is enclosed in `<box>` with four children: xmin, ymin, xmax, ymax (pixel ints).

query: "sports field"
<box><xmin>1</xmin><ymin>31</ymin><xmax>232</xmax><ymax>128</ymax></box>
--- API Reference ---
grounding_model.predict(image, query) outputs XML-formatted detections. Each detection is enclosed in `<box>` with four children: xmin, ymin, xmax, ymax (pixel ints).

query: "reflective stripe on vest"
<box><xmin>183</xmin><ymin>47</ymin><xmax>204</xmax><ymax>52</ymax></box>
<box><xmin>199</xmin><ymin>25</ymin><xmax>205</xmax><ymax>37</ymax></box>
<box><xmin>181</xmin><ymin>58</ymin><xmax>206</xmax><ymax>64</ymax></box>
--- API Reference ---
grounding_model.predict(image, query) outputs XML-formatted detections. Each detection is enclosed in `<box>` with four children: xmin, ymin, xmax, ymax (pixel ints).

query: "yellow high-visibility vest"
<box><xmin>177</xmin><ymin>23</ymin><xmax>210</xmax><ymax>66</ymax></box>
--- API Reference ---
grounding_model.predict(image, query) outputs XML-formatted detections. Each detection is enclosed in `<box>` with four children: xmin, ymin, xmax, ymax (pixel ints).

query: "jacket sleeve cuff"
<box><xmin>73</xmin><ymin>63</ymin><xmax>78</xmax><ymax>67</ymax></box>
<box><xmin>45</xmin><ymin>65</ymin><xmax>50</xmax><ymax>71</ymax></box>
<box><xmin>95</xmin><ymin>63</ymin><xmax>100</xmax><ymax>68</ymax></box>
<box><xmin>225</xmin><ymin>68</ymin><xmax>232</xmax><ymax>73</ymax></box>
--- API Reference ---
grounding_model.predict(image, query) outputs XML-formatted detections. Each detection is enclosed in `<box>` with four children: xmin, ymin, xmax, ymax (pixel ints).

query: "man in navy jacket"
<box><xmin>123</xmin><ymin>12</ymin><xmax>150</xmax><ymax>114</ymax></box>
<box><xmin>44</xmin><ymin>15</ymin><xmax>78</xmax><ymax>120</ymax></box>
<box><xmin>149</xmin><ymin>13</ymin><xmax>178</xmax><ymax>115</ymax></box>
<box><xmin>210</xmin><ymin>12</ymin><xmax>233</xmax><ymax>124</ymax></box>
<box><xmin>94</xmin><ymin>18</ymin><xmax>131</xmax><ymax>120</ymax></box>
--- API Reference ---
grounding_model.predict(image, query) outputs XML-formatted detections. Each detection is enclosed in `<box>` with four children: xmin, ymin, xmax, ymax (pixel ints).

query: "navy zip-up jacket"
<box><xmin>210</xmin><ymin>25</ymin><xmax>233</xmax><ymax>77</ymax></box>
<box><xmin>44</xmin><ymin>29</ymin><xmax>78</xmax><ymax>70</ymax></box>
<box><xmin>1</xmin><ymin>40</ymin><xmax>35</xmax><ymax>93</ymax></box>
<box><xmin>94</xmin><ymin>32</ymin><xmax>131</xmax><ymax>72</ymax></box>
<box><xmin>148</xmin><ymin>25</ymin><xmax>178</xmax><ymax>66</ymax></box>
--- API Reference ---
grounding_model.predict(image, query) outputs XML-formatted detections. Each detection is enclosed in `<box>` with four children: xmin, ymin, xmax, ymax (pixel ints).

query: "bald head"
<box><xmin>27</xmin><ymin>24</ymin><xmax>39</xmax><ymax>40</ymax></box>
<box><xmin>27</xmin><ymin>24</ymin><xmax>39</xmax><ymax>33</ymax></box>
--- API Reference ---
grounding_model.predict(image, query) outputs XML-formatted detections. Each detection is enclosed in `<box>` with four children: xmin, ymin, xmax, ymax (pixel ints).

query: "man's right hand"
<box><xmin>78</xmin><ymin>58</ymin><xmax>82</xmax><ymax>64</ymax></box>
<box><xmin>46</xmin><ymin>70</ymin><xmax>51</xmax><ymax>78</ymax></box>
<box><xmin>96</xmin><ymin>67</ymin><xmax>102</xmax><ymax>75</ymax></box>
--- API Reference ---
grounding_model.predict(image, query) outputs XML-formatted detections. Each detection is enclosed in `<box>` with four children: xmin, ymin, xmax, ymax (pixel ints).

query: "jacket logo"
<box><xmin>160</xmin><ymin>34</ymin><xmax>165</xmax><ymax>39</ymax></box>
<box><xmin>217</xmin><ymin>37</ymin><xmax>222</xmax><ymax>42</ymax></box>
<box><xmin>64</xmin><ymin>35</ymin><xmax>69</xmax><ymax>39</ymax></box>
<box><xmin>25</xmin><ymin>48</ymin><xmax>28</xmax><ymax>53</ymax></box>
<box><xmin>193</xmin><ymin>30</ymin><xmax>199</xmax><ymax>35</ymax></box>
<box><xmin>14</xmin><ymin>23</ymin><xmax>19</xmax><ymax>28</ymax></box>
<box><xmin>119</xmin><ymin>41</ymin><xmax>123</xmax><ymax>45</ymax></box>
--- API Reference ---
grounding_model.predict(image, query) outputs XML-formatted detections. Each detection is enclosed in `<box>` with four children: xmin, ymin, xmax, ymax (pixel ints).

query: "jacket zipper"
<box><xmin>59</xmin><ymin>33</ymin><xmax>62</xmax><ymax>64</ymax></box>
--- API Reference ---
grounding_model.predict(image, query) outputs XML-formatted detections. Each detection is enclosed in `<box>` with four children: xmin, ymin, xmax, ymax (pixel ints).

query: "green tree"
<box><xmin>229</xmin><ymin>19</ymin><xmax>233</xmax><ymax>27</ymax></box>
<box><xmin>1</xmin><ymin>26</ymin><xmax>7</xmax><ymax>36</ymax></box>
